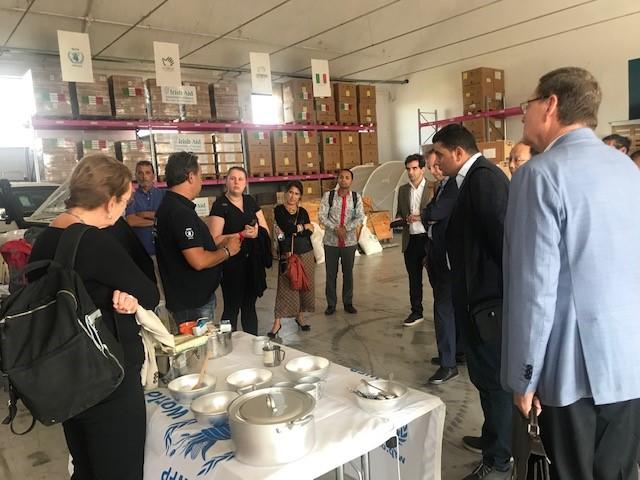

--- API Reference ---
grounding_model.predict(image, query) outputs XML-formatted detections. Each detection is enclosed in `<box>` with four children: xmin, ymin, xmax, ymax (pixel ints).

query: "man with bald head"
<box><xmin>508</xmin><ymin>142</ymin><xmax>535</xmax><ymax>175</ymax></box>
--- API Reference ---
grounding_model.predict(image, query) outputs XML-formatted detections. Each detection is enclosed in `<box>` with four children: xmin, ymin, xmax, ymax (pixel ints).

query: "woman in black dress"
<box><xmin>208</xmin><ymin>167</ymin><xmax>270</xmax><ymax>335</ymax></box>
<box><xmin>29</xmin><ymin>154</ymin><xmax>159</xmax><ymax>480</ymax></box>
<box><xmin>268</xmin><ymin>180</ymin><xmax>315</xmax><ymax>338</ymax></box>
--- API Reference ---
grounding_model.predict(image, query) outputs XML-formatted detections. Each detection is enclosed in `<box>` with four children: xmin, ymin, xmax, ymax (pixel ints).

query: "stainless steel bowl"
<box><xmin>285</xmin><ymin>356</ymin><xmax>331</xmax><ymax>381</ymax></box>
<box><xmin>167</xmin><ymin>373</ymin><xmax>217</xmax><ymax>406</ymax></box>
<box><xmin>226</xmin><ymin>368</ymin><xmax>273</xmax><ymax>394</ymax></box>
<box><xmin>190</xmin><ymin>391</ymin><xmax>239</xmax><ymax>427</ymax></box>
<box><xmin>354</xmin><ymin>379</ymin><xmax>408</xmax><ymax>414</ymax></box>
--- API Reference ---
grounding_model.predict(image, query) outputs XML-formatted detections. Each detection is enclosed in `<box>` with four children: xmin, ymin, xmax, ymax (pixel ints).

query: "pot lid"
<box><xmin>236</xmin><ymin>388</ymin><xmax>314</xmax><ymax>425</ymax></box>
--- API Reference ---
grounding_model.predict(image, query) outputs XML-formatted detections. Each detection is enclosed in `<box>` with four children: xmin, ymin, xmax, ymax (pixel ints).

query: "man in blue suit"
<box><xmin>503</xmin><ymin>66</ymin><xmax>640</xmax><ymax>479</ymax></box>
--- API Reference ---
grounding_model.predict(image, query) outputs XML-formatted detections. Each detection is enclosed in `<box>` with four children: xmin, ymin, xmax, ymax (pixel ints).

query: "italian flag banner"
<box><xmin>311</xmin><ymin>59</ymin><xmax>331</xmax><ymax>98</ymax></box>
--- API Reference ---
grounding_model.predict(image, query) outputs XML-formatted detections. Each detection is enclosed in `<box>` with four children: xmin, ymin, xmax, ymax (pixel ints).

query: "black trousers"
<box><xmin>538</xmin><ymin>397</ymin><xmax>640</xmax><ymax>480</ymax></box>
<box><xmin>324</xmin><ymin>245</ymin><xmax>357</xmax><ymax>307</ymax></box>
<box><xmin>64</xmin><ymin>365</ymin><xmax>146</xmax><ymax>480</ymax></box>
<box><xmin>429</xmin><ymin>267</ymin><xmax>458</xmax><ymax>368</ymax></box>
<box><xmin>221</xmin><ymin>256</ymin><xmax>259</xmax><ymax>335</ymax></box>
<box><xmin>403</xmin><ymin>234</ymin><xmax>427</xmax><ymax>316</ymax></box>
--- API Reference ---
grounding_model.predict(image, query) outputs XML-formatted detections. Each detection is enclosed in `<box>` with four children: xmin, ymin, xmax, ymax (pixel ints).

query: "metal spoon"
<box><xmin>360</xmin><ymin>379</ymin><xmax>396</xmax><ymax>399</ymax></box>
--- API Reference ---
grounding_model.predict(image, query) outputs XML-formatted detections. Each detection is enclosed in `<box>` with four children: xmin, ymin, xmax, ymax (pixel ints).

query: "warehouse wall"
<box><xmin>387</xmin><ymin>12</ymin><xmax>640</xmax><ymax>158</ymax></box>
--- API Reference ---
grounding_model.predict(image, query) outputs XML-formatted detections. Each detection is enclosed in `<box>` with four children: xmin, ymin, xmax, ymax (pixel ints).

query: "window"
<box><xmin>0</xmin><ymin>75</ymin><xmax>35</xmax><ymax>148</ymax></box>
<box><xmin>251</xmin><ymin>94</ymin><xmax>280</xmax><ymax>124</ymax></box>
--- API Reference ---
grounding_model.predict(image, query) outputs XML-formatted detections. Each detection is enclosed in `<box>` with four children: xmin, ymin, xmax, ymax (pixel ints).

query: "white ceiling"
<box><xmin>0</xmin><ymin>0</ymin><xmax>638</xmax><ymax>82</ymax></box>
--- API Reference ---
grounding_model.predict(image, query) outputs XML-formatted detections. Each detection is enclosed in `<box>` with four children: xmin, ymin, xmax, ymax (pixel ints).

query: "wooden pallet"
<box><xmin>273</xmin><ymin>171</ymin><xmax>298</xmax><ymax>177</ymax></box>
<box><xmin>248</xmin><ymin>172</ymin><xmax>274</xmax><ymax>178</ymax></box>
<box><xmin>299</xmin><ymin>170</ymin><xmax>321</xmax><ymax>176</ymax></box>
<box><xmin>284</xmin><ymin>121</ymin><xmax>314</xmax><ymax>125</ymax></box>
<box><xmin>316</xmin><ymin>121</ymin><xmax>338</xmax><ymax>125</ymax></box>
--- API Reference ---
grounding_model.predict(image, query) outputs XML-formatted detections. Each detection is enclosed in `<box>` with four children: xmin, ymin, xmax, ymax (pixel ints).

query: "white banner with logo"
<box><xmin>170</xmin><ymin>134</ymin><xmax>207</xmax><ymax>153</ymax></box>
<box><xmin>249</xmin><ymin>52</ymin><xmax>273</xmax><ymax>95</ymax></box>
<box><xmin>311</xmin><ymin>59</ymin><xmax>331</xmax><ymax>98</ymax></box>
<box><xmin>161</xmin><ymin>85</ymin><xmax>197</xmax><ymax>105</ymax></box>
<box><xmin>154</xmin><ymin>41</ymin><xmax>182</xmax><ymax>87</ymax></box>
<box><xmin>57</xmin><ymin>30</ymin><xmax>94</xmax><ymax>83</ymax></box>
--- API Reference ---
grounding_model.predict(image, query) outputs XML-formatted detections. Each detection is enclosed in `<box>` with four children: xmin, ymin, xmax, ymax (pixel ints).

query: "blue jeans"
<box><xmin>170</xmin><ymin>292</ymin><xmax>216</xmax><ymax>325</ymax></box>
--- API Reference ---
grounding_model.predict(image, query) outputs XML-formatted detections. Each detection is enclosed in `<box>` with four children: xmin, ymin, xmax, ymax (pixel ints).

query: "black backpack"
<box><xmin>328</xmin><ymin>189</ymin><xmax>358</xmax><ymax>210</ymax></box>
<box><xmin>0</xmin><ymin>224</ymin><xmax>125</xmax><ymax>434</ymax></box>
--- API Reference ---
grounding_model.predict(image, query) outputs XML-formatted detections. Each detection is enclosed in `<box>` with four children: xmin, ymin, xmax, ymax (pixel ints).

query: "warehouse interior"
<box><xmin>0</xmin><ymin>0</ymin><xmax>639</xmax><ymax>479</ymax></box>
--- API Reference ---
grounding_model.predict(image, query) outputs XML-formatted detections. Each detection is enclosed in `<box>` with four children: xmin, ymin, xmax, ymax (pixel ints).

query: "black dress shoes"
<box><xmin>344</xmin><ymin>304</ymin><xmax>357</xmax><ymax>314</ymax></box>
<box><xmin>427</xmin><ymin>366</ymin><xmax>459</xmax><ymax>385</ymax></box>
<box><xmin>324</xmin><ymin>306</ymin><xmax>336</xmax><ymax>315</ymax></box>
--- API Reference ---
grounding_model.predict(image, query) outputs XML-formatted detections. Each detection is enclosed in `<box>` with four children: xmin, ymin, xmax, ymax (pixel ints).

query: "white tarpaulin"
<box><xmin>154</xmin><ymin>41</ymin><xmax>182</xmax><ymax>87</ymax></box>
<box><xmin>143</xmin><ymin>333</ymin><xmax>445</xmax><ymax>480</ymax></box>
<box><xmin>57</xmin><ymin>31</ymin><xmax>94</xmax><ymax>83</ymax></box>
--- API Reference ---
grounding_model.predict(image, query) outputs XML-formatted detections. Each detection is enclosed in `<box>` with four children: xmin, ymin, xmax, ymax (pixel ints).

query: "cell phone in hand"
<box><xmin>248</xmin><ymin>218</ymin><xmax>257</xmax><ymax>227</ymax></box>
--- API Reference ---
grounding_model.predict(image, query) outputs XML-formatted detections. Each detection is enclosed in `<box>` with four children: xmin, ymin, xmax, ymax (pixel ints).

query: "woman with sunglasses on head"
<box><xmin>208</xmin><ymin>167</ymin><xmax>270</xmax><ymax>335</ymax></box>
<box><xmin>268</xmin><ymin>180</ymin><xmax>315</xmax><ymax>338</ymax></box>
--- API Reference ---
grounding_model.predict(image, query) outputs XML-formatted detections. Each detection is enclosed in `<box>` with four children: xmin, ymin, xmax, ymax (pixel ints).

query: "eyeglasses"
<box><xmin>520</xmin><ymin>96</ymin><xmax>548</xmax><ymax>114</ymax></box>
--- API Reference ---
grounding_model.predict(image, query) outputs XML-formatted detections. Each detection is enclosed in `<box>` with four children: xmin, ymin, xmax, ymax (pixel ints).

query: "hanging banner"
<box><xmin>311</xmin><ymin>59</ymin><xmax>331</xmax><ymax>97</ymax></box>
<box><xmin>170</xmin><ymin>134</ymin><xmax>207</xmax><ymax>153</ymax></box>
<box><xmin>249</xmin><ymin>52</ymin><xmax>272</xmax><ymax>95</ymax></box>
<box><xmin>161</xmin><ymin>85</ymin><xmax>197</xmax><ymax>105</ymax></box>
<box><xmin>57</xmin><ymin>31</ymin><xmax>94</xmax><ymax>83</ymax></box>
<box><xmin>154</xmin><ymin>41</ymin><xmax>182</xmax><ymax>87</ymax></box>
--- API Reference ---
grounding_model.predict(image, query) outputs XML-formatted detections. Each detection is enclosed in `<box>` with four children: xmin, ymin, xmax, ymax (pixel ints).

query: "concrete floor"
<box><xmin>0</xmin><ymin>240</ymin><xmax>486</xmax><ymax>480</ymax></box>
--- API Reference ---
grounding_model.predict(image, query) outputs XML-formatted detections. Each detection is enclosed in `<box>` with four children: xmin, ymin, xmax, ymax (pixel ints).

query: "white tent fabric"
<box><xmin>349</xmin><ymin>164</ymin><xmax>377</xmax><ymax>194</ymax></box>
<box><xmin>362</xmin><ymin>161</ymin><xmax>407</xmax><ymax>215</ymax></box>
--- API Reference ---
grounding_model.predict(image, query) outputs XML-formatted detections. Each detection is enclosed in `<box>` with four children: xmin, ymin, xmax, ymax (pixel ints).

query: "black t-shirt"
<box><xmin>155</xmin><ymin>191</ymin><xmax>221</xmax><ymax>312</ymax></box>
<box><xmin>274</xmin><ymin>204</ymin><xmax>313</xmax><ymax>254</ymax></box>
<box><xmin>29</xmin><ymin>226</ymin><xmax>159</xmax><ymax>366</ymax></box>
<box><xmin>106</xmin><ymin>217</ymin><xmax>156</xmax><ymax>284</ymax></box>
<box><xmin>210</xmin><ymin>194</ymin><xmax>260</xmax><ymax>260</ymax></box>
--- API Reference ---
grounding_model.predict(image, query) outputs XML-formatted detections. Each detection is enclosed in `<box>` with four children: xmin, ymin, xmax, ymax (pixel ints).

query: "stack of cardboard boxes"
<box><xmin>71</xmin><ymin>74</ymin><xmax>112</xmax><ymax>118</ymax></box>
<box><xmin>612</xmin><ymin>123</ymin><xmax>640</xmax><ymax>152</ymax></box>
<box><xmin>315</xmin><ymin>94</ymin><xmax>336</xmax><ymax>124</ymax></box>
<box><xmin>146</xmin><ymin>79</ymin><xmax>181</xmax><ymax>120</ymax></box>
<box><xmin>477</xmin><ymin>140</ymin><xmax>513</xmax><ymax>178</ymax></box>
<box><xmin>340</xmin><ymin>131</ymin><xmax>361</xmax><ymax>169</ymax></box>
<box><xmin>283</xmin><ymin>80</ymin><xmax>315</xmax><ymax>124</ymax></box>
<box><xmin>109</xmin><ymin>75</ymin><xmax>146</xmax><ymax>119</ymax></box>
<box><xmin>153</xmin><ymin>133</ymin><xmax>217</xmax><ymax>178</ymax></box>
<box><xmin>334</xmin><ymin>83</ymin><xmax>358</xmax><ymax>124</ymax></box>
<box><xmin>39</xmin><ymin>138</ymin><xmax>78</xmax><ymax>182</ymax></box>
<box><xmin>360</xmin><ymin>132</ymin><xmax>379</xmax><ymax>165</ymax></box>
<box><xmin>296</xmin><ymin>131</ymin><xmax>320</xmax><ymax>174</ymax></box>
<box><xmin>321</xmin><ymin>178</ymin><xmax>337</xmax><ymax>194</ymax></box>
<box><xmin>300</xmin><ymin>180</ymin><xmax>321</xmax><ymax>198</ymax></box>
<box><xmin>214</xmin><ymin>132</ymin><xmax>244</xmax><ymax>177</ymax></box>
<box><xmin>272</xmin><ymin>131</ymin><xmax>297</xmax><ymax>176</ymax></box>
<box><xmin>357</xmin><ymin>85</ymin><xmax>376</xmax><ymax>124</ymax></box>
<box><xmin>461</xmin><ymin>67</ymin><xmax>506</xmax><ymax>143</ymax></box>
<box><xmin>182</xmin><ymin>81</ymin><xmax>211</xmax><ymax>121</ymax></box>
<box><xmin>31</xmin><ymin>70</ymin><xmax>72</xmax><ymax>118</ymax></box>
<box><xmin>116</xmin><ymin>140</ymin><xmax>152</xmax><ymax>175</ymax></box>
<box><xmin>210</xmin><ymin>80</ymin><xmax>241</xmax><ymax>121</ymax></box>
<box><xmin>246</xmin><ymin>130</ymin><xmax>273</xmax><ymax>177</ymax></box>
<box><xmin>320</xmin><ymin>132</ymin><xmax>341</xmax><ymax>173</ymax></box>
<box><xmin>80</xmin><ymin>139</ymin><xmax>116</xmax><ymax>158</ymax></box>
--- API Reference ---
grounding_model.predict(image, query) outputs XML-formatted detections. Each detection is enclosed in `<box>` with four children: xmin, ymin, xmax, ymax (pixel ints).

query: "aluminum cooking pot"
<box><xmin>208</xmin><ymin>331</ymin><xmax>233</xmax><ymax>359</ymax></box>
<box><xmin>228</xmin><ymin>387</ymin><xmax>315</xmax><ymax>466</ymax></box>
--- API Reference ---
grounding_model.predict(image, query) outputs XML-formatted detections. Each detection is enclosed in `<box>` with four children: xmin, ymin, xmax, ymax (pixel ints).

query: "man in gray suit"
<box><xmin>395</xmin><ymin>153</ymin><xmax>431</xmax><ymax>326</ymax></box>
<box><xmin>503</xmin><ymin>66</ymin><xmax>640</xmax><ymax>479</ymax></box>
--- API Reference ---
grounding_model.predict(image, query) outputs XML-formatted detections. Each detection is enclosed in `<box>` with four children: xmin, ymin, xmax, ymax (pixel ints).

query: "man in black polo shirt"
<box><xmin>155</xmin><ymin>151</ymin><xmax>240</xmax><ymax>324</ymax></box>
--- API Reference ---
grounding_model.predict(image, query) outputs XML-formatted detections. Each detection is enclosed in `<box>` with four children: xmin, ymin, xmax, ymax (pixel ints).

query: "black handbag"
<box><xmin>512</xmin><ymin>409</ymin><xmax>551</xmax><ymax>479</ymax></box>
<box><xmin>470</xmin><ymin>299</ymin><xmax>502</xmax><ymax>344</ymax></box>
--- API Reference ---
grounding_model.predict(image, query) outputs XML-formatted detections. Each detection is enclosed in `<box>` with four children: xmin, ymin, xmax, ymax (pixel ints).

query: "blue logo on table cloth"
<box><xmin>380</xmin><ymin>425</ymin><xmax>408</xmax><ymax>464</ymax></box>
<box><xmin>164</xmin><ymin>419</ymin><xmax>234</xmax><ymax>476</ymax></box>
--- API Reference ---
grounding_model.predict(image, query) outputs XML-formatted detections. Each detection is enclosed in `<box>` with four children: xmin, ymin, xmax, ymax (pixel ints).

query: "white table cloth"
<box><xmin>143</xmin><ymin>332</ymin><xmax>445</xmax><ymax>480</ymax></box>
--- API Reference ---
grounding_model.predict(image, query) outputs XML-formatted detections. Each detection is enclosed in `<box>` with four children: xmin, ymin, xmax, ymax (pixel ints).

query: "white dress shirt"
<box><xmin>409</xmin><ymin>177</ymin><xmax>427</xmax><ymax>235</ymax></box>
<box><xmin>456</xmin><ymin>152</ymin><xmax>482</xmax><ymax>188</ymax></box>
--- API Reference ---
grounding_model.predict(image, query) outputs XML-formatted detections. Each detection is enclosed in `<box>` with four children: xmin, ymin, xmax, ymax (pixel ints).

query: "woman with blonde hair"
<box><xmin>28</xmin><ymin>154</ymin><xmax>159</xmax><ymax>479</ymax></box>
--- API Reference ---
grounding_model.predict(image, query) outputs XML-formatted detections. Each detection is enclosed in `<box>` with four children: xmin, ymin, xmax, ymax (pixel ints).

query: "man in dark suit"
<box><xmin>395</xmin><ymin>153</ymin><xmax>431</xmax><ymax>327</ymax></box>
<box><xmin>434</xmin><ymin>124</ymin><xmax>511</xmax><ymax>480</ymax></box>
<box><xmin>421</xmin><ymin>149</ymin><xmax>461</xmax><ymax>385</ymax></box>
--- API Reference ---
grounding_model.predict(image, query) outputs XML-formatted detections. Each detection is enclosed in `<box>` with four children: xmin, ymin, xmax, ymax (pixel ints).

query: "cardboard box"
<box><xmin>336</xmin><ymin>100</ymin><xmax>358</xmax><ymax>124</ymax></box>
<box><xmin>156</xmin><ymin>153</ymin><xmax>216</xmax><ymax>166</ymax></box>
<box><xmin>284</xmin><ymin>100</ymin><xmax>315</xmax><ymax>123</ymax></box>
<box><xmin>246</xmin><ymin>130</ymin><xmax>271</xmax><ymax>147</ymax></box>
<box><xmin>39</xmin><ymin>137</ymin><xmax>78</xmax><ymax>182</ymax></box>
<box><xmin>108</xmin><ymin>75</ymin><xmax>146</xmax><ymax>119</ymax></box>
<box><xmin>612</xmin><ymin>124</ymin><xmax>640</xmax><ymax>151</ymax></box>
<box><xmin>297</xmin><ymin>147</ymin><xmax>320</xmax><ymax>173</ymax></box>
<box><xmin>182</xmin><ymin>81</ymin><xmax>212</xmax><ymax>121</ymax></box>
<box><xmin>71</xmin><ymin>74</ymin><xmax>112</xmax><ymax>118</ymax></box>
<box><xmin>462</xmin><ymin>67</ymin><xmax>504</xmax><ymax>87</ymax></box>
<box><xmin>214</xmin><ymin>142</ymin><xmax>243</xmax><ymax>153</ymax></box>
<box><xmin>361</xmin><ymin>145</ymin><xmax>379</xmax><ymax>165</ymax></box>
<box><xmin>295</xmin><ymin>130</ymin><xmax>318</xmax><ymax>147</ymax></box>
<box><xmin>210</xmin><ymin>80</ymin><xmax>240</xmax><ymax>121</ymax></box>
<box><xmin>80</xmin><ymin>139</ymin><xmax>116</xmax><ymax>157</ymax></box>
<box><xmin>359</xmin><ymin>131</ymin><xmax>378</xmax><ymax>147</ymax></box>
<box><xmin>341</xmin><ymin>148</ymin><xmax>361</xmax><ymax>169</ymax></box>
<box><xmin>477</xmin><ymin>140</ymin><xmax>514</xmax><ymax>165</ymax></box>
<box><xmin>146</xmin><ymin>78</ymin><xmax>181</xmax><ymax>120</ymax></box>
<box><xmin>216</xmin><ymin>152</ymin><xmax>244</xmax><ymax>164</ymax></box>
<box><xmin>334</xmin><ymin>83</ymin><xmax>357</xmax><ymax>100</ymax></box>
<box><xmin>357</xmin><ymin>84</ymin><xmax>376</xmax><ymax>101</ymax></box>
<box><xmin>314</xmin><ymin>97</ymin><xmax>336</xmax><ymax>124</ymax></box>
<box><xmin>340</xmin><ymin>132</ymin><xmax>359</xmax><ymax>148</ymax></box>
<box><xmin>461</xmin><ymin>67</ymin><xmax>505</xmax><ymax>111</ymax></box>
<box><xmin>463</xmin><ymin>118</ymin><xmax>506</xmax><ymax>142</ymax></box>
<box><xmin>32</xmin><ymin>69</ymin><xmax>72</xmax><ymax>118</ymax></box>
<box><xmin>272</xmin><ymin>130</ymin><xmax>295</xmax><ymax>148</ymax></box>
<box><xmin>247</xmin><ymin>146</ymin><xmax>273</xmax><ymax>176</ymax></box>
<box><xmin>322</xmin><ymin>149</ymin><xmax>342</xmax><ymax>172</ymax></box>
<box><xmin>320</xmin><ymin>132</ymin><xmax>341</xmax><ymax>150</ymax></box>
<box><xmin>282</xmin><ymin>79</ymin><xmax>313</xmax><ymax>103</ymax></box>
<box><xmin>273</xmin><ymin>149</ymin><xmax>297</xmax><ymax>175</ymax></box>
<box><xmin>300</xmin><ymin>180</ymin><xmax>321</xmax><ymax>198</ymax></box>
<box><xmin>199</xmin><ymin>163</ymin><xmax>217</xmax><ymax>176</ymax></box>
<box><xmin>367</xmin><ymin>211</ymin><xmax>392</xmax><ymax>241</ymax></box>
<box><xmin>213</xmin><ymin>132</ymin><xmax>242</xmax><ymax>143</ymax></box>
<box><xmin>217</xmin><ymin>162</ymin><xmax>246</xmax><ymax>177</ymax></box>
<box><xmin>358</xmin><ymin>101</ymin><xmax>377</xmax><ymax>124</ymax></box>
<box><xmin>300</xmin><ymin>199</ymin><xmax>322</xmax><ymax>225</ymax></box>
<box><xmin>321</xmin><ymin>178</ymin><xmax>337</xmax><ymax>193</ymax></box>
